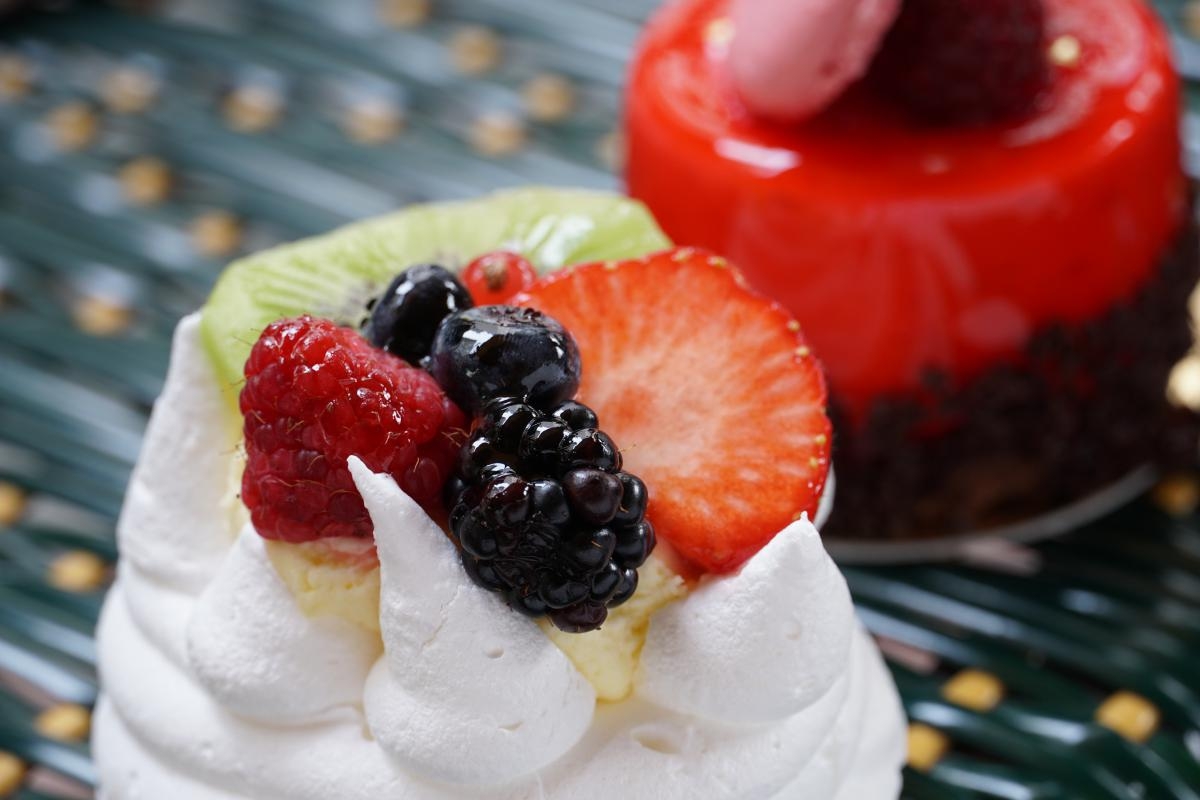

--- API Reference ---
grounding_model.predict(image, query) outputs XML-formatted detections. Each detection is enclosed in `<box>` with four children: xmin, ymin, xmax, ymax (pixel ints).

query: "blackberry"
<box><xmin>363</xmin><ymin>264</ymin><xmax>473</xmax><ymax>365</ymax></box>
<box><xmin>427</xmin><ymin>305</ymin><xmax>581</xmax><ymax>414</ymax></box>
<box><xmin>448</xmin><ymin>396</ymin><xmax>654</xmax><ymax>633</ymax></box>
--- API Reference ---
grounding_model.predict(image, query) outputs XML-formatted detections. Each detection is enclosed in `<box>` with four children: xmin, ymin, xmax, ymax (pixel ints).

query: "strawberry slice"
<box><xmin>515</xmin><ymin>247</ymin><xmax>831</xmax><ymax>573</ymax></box>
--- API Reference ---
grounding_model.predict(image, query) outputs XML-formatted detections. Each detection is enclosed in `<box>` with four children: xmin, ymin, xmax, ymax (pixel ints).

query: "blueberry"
<box><xmin>363</xmin><ymin>264</ymin><xmax>473</xmax><ymax>364</ymax></box>
<box><xmin>427</xmin><ymin>305</ymin><xmax>581</xmax><ymax>414</ymax></box>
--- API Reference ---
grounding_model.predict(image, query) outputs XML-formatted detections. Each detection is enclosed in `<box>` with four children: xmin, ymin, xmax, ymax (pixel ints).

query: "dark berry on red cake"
<box><xmin>362</xmin><ymin>264</ymin><xmax>473</xmax><ymax>365</ymax></box>
<box><xmin>870</xmin><ymin>0</ymin><xmax>1049</xmax><ymax>125</ymax></box>
<box><xmin>449</xmin><ymin>396</ymin><xmax>653</xmax><ymax>634</ymax></box>
<box><xmin>462</xmin><ymin>252</ymin><xmax>538</xmax><ymax>305</ymax></box>
<box><xmin>241</xmin><ymin>315</ymin><xmax>467</xmax><ymax>542</ymax></box>
<box><xmin>428</xmin><ymin>305</ymin><xmax>581</xmax><ymax>414</ymax></box>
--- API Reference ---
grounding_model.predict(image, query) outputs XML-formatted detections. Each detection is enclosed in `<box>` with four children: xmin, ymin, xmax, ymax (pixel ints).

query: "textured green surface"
<box><xmin>0</xmin><ymin>1</ymin><xmax>1199</xmax><ymax>798</ymax></box>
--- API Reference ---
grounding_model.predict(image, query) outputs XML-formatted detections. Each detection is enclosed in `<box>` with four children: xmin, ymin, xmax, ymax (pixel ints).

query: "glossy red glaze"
<box><xmin>626</xmin><ymin>0</ymin><xmax>1187</xmax><ymax>420</ymax></box>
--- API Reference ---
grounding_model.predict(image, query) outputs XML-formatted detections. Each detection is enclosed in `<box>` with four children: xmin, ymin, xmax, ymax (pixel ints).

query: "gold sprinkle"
<box><xmin>942</xmin><ymin>669</ymin><xmax>1005</xmax><ymax>712</ymax></box>
<box><xmin>45</xmin><ymin>101</ymin><xmax>99</xmax><ymax>152</ymax></box>
<box><xmin>48</xmin><ymin>551</ymin><xmax>109</xmax><ymax>593</ymax></box>
<box><xmin>795</xmin><ymin>346</ymin><xmax>811</xmax><ymax>358</ymax></box>
<box><xmin>1185</xmin><ymin>1</ymin><xmax>1200</xmax><ymax>39</ymax></box>
<box><xmin>223</xmin><ymin>85</ymin><xmax>284</xmax><ymax>133</ymax></box>
<box><xmin>449</xmin><ymin>26</ymin><xmax>502</xmax><ymax>76</ymax></box>
<box><xmin>0</xmin><ymin>482</ymin><xmax>26</xmax><ymax>526</ymax></box>
<box><xmin>1153</xmin><ymin>473</ymin><xmax>1200</xmax><ymax>517</ymax></box>
<box><xmin>342</xmin><ymin>100</ymin><xmax>405</xmax><ymax>145</ymax></box>
<box><xmin>190</xmin><ymin>210</ymin><xmax>243</xmax><ymax>258</ymax></box>
<box><xmin>73</xmin><ymin>296</ymin><xmax>134</xmax><ymax>337</ymax></box>
<box><xmin>0</xmin><ymin>55</ymin><xmax>32</xmax><ymax>102</ymax></box>
<box><xmin>786</xmin><ymin>320</ymin><xmax>801</xmax><ymax>332</ymax></box>
<box><xmin>0</xmin><ymin>751</ymin><xmax>25</xmax><ymax>796</ymax></box>
<box><xmin>1048</xmin><ymin>35</ymin><xmax>1083</xmax><ymax>69</ymax></box>
<box><xmin>379</xmin><ymin>0</ymin><xmax>431</xmax><ymax>27</ymax></box>
<box><xmin>119</xmin><ymin>156</ymin><xmax>172</xmax><ymax>206</ymax></box>
<box><xmin>704</xmin><ymin>17</ymin><xmax>735</xmax><ymax>49</ymax></box>
<box><xmin>522</xmin><ymin>73</ymin><xmax>576</xmax><ymax>123</ymax></box>
<box><xmin>100</xmin><ymin>66</ymin><xmax>158</xmax><ymax>114</ymax></box>
<box><xmin>34</xmin><ymin>704</ymin><xmax>91</xmax><ymax>742</ymax></box>
<box><xmin>595</xmin><ymin>130</ymin><xmax>626</xmax><ymax>172</ymax></box>
<box><xmin>468</xmin><ymin>111</ymin><xmax>525</xmax><ymax>157</ymax></box>
<box><xmin>1096</xmin><ymin>691</ymin><xmax>1160</xmax><ymax>744</ymax></box>
<box><xmin>907</xmin><ymin>723</ymin><xmax>950</xmax><ymax>772</ymax></box>
<box><xmin>813</xmin><ymin>434</ymin><xmax>828</xmax><ymax>446</ymax></box>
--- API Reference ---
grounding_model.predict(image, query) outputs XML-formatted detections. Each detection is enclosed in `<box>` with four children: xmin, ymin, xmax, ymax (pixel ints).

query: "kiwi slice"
<box><xmin>200</xmin><ymin>187</ymin><xmax>670</xmax><ymax>404</ymax></box>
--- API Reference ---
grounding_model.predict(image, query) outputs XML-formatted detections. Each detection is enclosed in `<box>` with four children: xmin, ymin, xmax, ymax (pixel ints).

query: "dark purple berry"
<box><xmin>363</xmin><ymin>264</ymin><xmax>472</xmax><ymax>364</ymax></box>
<box><xmin>614</xmin><ymin>521</ymin><xmax>655</xmax><ymax>569</ymax></box>
<box><xmin>520</xmin><ymin>419</ymin><xmax>570</xmax><ymax>469</ymax></box>
<box><xmin>589</xmin><ymin>562</ymin><xmax>622</xmax><ymax>603</ymax></box>
<box><xmin>491</xmin><ymin>402</ymin><xmax>539</xmax><ymax>451</ymax></box>
<box><xmin>560</xmin><ymin>428</ymin><xmax>621</xmax><ymax>472</ymax></box>
<box><xmin>610</xmin><ymin>568</ymin><xmax>639</xmax><ymax>607</ymax></box>
<box><xmin>551</xmin><ymin>401</ymin><xmax>599</xmax><ymax>430</ymax></box>
<box><xmin>541</xmin><ymin>577</ymin><xmax>591</xmax><ymax>609</ymax></box>
<box><xmin>549</xmin><ymin>602</ymin><xmax>608</xmax><ymax>633</ymax></box>
<box><xmin>614</xmin><ymin>472</ymin><xmax>648</xmax><ymax>525</ymax></box>
<box><xmin>427</xmin><ymin>305</ymin><xmax>581</xmax><ymax>414</ymax></box>
<box><xmin>563</xmin><ymin>468</ymin><xmax>623</xmax><ymax>526</ymax></box>
<box><xmin>529</xmin><ymin>479</ymin><xmax>571</xmax><ymax>526</ymax></box>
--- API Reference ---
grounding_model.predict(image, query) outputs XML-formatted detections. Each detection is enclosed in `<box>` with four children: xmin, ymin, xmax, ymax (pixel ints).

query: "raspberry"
<box><xmin>446</xmin><ymin>396</ymin><xmax>654</xmax><ymax>633</ymax></box>
<box><xmin>240</xmin><ymin>316</ymin><xmax>467</xmax><ymax>542</ymax></box>
<box><xmin>870</xmin><ymin>0</ymin><xmax>1049</xmax><ymax>125</ymax></box>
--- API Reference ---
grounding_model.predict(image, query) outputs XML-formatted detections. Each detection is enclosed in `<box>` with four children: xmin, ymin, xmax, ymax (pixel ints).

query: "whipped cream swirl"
<box><xmin>94</xmin><ymin>314</ymin><xmax>906</xmax><ymax>799</ymax></box>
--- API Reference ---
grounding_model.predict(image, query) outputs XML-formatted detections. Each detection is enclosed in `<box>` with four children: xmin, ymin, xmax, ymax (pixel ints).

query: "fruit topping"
<box><xmin>241</xmin><ymin>315</ymin><xmax>467</xmax><ymax>542</ymax></box>
<box><xmin>362</xmin><ymin>263</ymin><xmax>473</xmax><ymax>365</ymax></box>
<box><xmin>516</xmin><ymin>248</ymin><xmax>831</xmax><ymax>574</ymax></box>
<box><xmin>870</xmin><ymin>0</ymin><xmax>1049</xmax><ymax>125</ymax></box>
<box><xmin>428</xmin><ymin>305</ymin><xmax>582</xmax><ymax>415</ymax></box>
<box><xmin>199</xmin><ymin>189</ymin><xmax>670</xmax><ymax>400</ymax></box>
<box><xmin>462</xmin><ymin>251</ymin><xmax>538</xmax><ymax>305</ymax></box>
<box><xmin>446</xmin><ymin>396</ymin><xmax>654</xmax><ymax>633</ymax></box>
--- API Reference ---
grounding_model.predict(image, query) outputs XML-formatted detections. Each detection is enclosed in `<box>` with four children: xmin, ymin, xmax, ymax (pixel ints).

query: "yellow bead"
<box><xmin>223</xmin><ymin>86</ymin><xmax>284</xmax><ymax>133</ymax></box>
<box><xmin>190</xmin><ymin>211</ymin><xmax>244</xmax><ymax>258</ymax></box>
<box><xmin>449</xmin><ymin>26</ymin><xmax>502</xmax><ymax>76</ymax></box>
<box><xmin>468</xmin><ymin>112</ymin><xmax>525</xmax><ymax>158</ymax></box>
<box><xmin>942</xmin><ymin>669</ymin><xmax>1005</xmax><ymax>712</ymax></box>
<box><xmin>48</xmin><ymin>551</ymin><xmax>109</xmax><ymax>593</ymax></box>
<box><xmin>101</xmin><ymin>66</ymin><xmax>158</xmax><ymax>114</ymax></box>
<box><xmin>45</xmin><ymin>102</ymin><xmax>99</xmax><ymax>152</ymax></box>
<box><xmin>119</xmin><ymin>156</ymin><xmax>172</xmax><ymax>206</ymax></box>
<box><xmin>0</xmin><ymin>55</ymin><xmax>32</xmax><ymax>102</ymax></box>
<box><xmin>0</xmin><ymin>482</ymin><xmax>26</xmax><ymax>526</ymax></box>
<box><xmin>378</xmin><ymin>0</ymin><xmax>431</xmax><ymax>28</ymax></box>
<box><xmin>522</xmin><ymin>74</ymin><xmax>575</xmax><ymax>123</ymax></box>
<box><xmin>342</xmin><ymin>101</ymin><xmax>405</xmax><ymax>145</ymax></box>
<box><xmin>1096</xmin><ymin>691</ymin><xmax>1160</xmax><ymax>744</ymax></box>
<box><xmin>72</xmin><ymin>296</ymin><xmax>134</xmax><ymax>337</ymax></box>
<box><xmin>907</xmin><ymin>723</ymin><xmax>950</xmax><ymax>773</ymax></box>
<box><xmin>34</xmin><ymin>704</ymin><xmax>91</xmax><ymax>742</ymax></box>
<box><xmin>0</xmin><ymin>751</ymin><xmax>24</xmax><ymax>796</ymax></box>
<box><xmin>1152</xmin><ymin>474</ymin><xmax>1200</xmax><ymax>517</ymax></box>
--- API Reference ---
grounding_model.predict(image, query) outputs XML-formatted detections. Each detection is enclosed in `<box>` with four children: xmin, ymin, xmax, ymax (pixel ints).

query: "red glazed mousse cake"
<box><xmin>626</xmin><ymin>0</ymin><xmax>1200</xmax><ymax>541</ymax></box>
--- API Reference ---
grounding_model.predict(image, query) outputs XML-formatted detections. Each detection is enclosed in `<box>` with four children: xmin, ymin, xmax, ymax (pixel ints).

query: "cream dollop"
<box><xmin>729</xmin><ymin>0</ymin><xmax>900</xmax><ymax>122</ymax></box>
<box><xmin>94</xmin><ymin>313</ymin><xmax>906</xmax><ymax>799</ymax></box>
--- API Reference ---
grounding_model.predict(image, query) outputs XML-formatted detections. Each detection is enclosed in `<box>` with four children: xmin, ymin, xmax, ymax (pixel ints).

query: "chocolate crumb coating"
<box><xmin>827</xmin><ymin>224</ymin><xmax>1200</xmax><ymax>541</ymax></box>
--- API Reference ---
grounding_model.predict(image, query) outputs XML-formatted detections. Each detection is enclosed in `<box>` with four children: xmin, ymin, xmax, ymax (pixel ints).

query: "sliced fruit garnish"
<box><xmin>201</xmin><ymin>188</ymin><xmax>669</xmax><ymax>403</ymax></box>
<box><xmin>515</xmin><ymin>248</ymin><xmax>832</xmax><ymax>574</ymax></box>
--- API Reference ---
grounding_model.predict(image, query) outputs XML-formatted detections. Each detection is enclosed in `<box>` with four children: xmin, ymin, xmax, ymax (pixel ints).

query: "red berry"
<box><xmin>240</xmin><ymin>316</ymin><xmax>467</xmax><ymax>542</ymax></box>
<box><xmin>870</xmin><ymin>0</ymin><xmax>1049</xmax><ymax>125</ymax></box>
<box><xmin>515</xmin><ymin>248</ymin><xmax>831</xmax><ymax>574</ymax></box>
<box><xmin>462</xmin><ymin>252</ymin><xmax>538</xmax><ymax>305</ymax></box>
